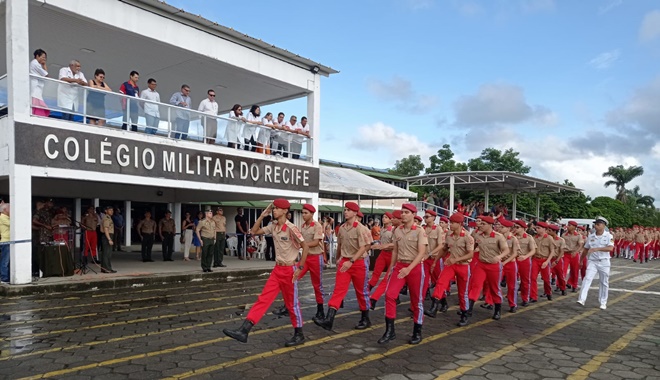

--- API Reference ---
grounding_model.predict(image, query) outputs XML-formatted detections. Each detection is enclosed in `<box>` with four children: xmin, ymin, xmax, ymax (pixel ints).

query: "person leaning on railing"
<box><xmin>170</xmin><ymin>84</ymin><xmax>192</xmax><ymax>140</ymax></box>
<box><xmin>271</xmin><ymin>112</ymin><xmax>286</xmax><ymax>155</ymax></box>
<box><xmin>257</xmin><ymin>112</ymin><xmax>274</xmax><ymax>154</ymax></box>
<box><xmin>119</xmin><ymin>71</ymin><xmax>140</xmax><ymax>132</ymax></box>
<box><xmin>198</xmin><ymin>89</ymin><xmax>219</xmax><ymax>144</ymax></box>
<box><xmin>87</xmin><ymin>69</ymin><xmax>112</xmax><ymax>126</ymax></box>
<box><xmin>291</xmin><ymin>116</ymin><xmax>311</xmax><ymax>159</ymax></box>
<box><xmin>29</xmin><ymin>49</ymin><xmax>50</xmax><ymax>117</ymax></box>
<box><xmin>225</xmin><ymin>104</ymin><xmax>245</xmax><ymax>149</ymax></box>
<box><xmin>244</xmin><ymin>105</ymin><xmax>262</xmax><ymax>152</ymax></box>
<box><xmin>57</xmin><ymin>59</ymin><xmax>88</xmax><ymax>121</ymax></box>
<box><xmin>140</xmin><ymin>78</ymin><xmax>160</xmax><ymax>135</ymax></box>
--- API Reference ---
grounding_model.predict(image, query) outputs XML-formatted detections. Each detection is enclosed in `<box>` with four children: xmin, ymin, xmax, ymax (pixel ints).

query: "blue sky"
<box><xmin>168</xmin><ymin>0</ymin><xmax>660</xmax><ymax>205</ymax></box>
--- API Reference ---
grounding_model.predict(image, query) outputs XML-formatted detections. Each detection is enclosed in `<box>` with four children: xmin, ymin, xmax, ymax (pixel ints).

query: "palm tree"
<box><xmin>625</xmin><ymin>186</ymin><xmax>656</xmax><ymax>208</ymax></box>
<box><xmin>602</xmin><ymin>165</ymin><xmax>644</xmax><ymax>202</ymax></box>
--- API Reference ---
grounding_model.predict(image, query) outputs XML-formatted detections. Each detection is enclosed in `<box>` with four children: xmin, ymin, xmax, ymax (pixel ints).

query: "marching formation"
<box><xmin>223</xmin><ymin>200</ymin><xmax>617</xmax><ymax>347</ymax></box>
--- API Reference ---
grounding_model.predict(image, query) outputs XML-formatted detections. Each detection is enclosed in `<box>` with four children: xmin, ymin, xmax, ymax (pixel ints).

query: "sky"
<box><xmin>168</xmin><ymin>0</ymin><xmax>660</xmax><ymax>206</ymax></box>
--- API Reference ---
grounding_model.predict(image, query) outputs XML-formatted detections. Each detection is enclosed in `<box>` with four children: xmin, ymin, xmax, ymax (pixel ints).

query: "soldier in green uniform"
<box><xmin>101</xmin><ymin>205</ymin><xmax>117</xmax><ymax>273</ymax></box>
<box><xmin>196</xmin><ymin>208</ymin><xmax>216</xmax><ymax>272</ymax></box>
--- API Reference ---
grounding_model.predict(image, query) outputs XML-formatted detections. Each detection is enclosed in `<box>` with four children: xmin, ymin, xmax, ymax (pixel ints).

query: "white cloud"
<box><xmin>366</xmin><ymin>76</ymin><xmax>439</xmax><ymax>113</ymax></box>
<box><xmin>453</xmin><ymin>1</ymin><xmax>484</xmax><ymax>16</ymax></box>
<box><xmin>349</xmin><ymin>122</ymin><xmax>434</xmax><ymax>160</ymax></box>
<box><xmin>598</xmin><ymin>0</ymin><xmax>623</xmax><ymax>15</ymax></box>
<box><xmin>639</xmin><ymin>10</ymin><xmax>660</xmax><ymax>42</ymax></box>
<box><xmin>587</xmin><ymin>49</ymin><xmax>621</xmax><ymax>69</ymax></box>
<box><xmin>520</xmin><ymin>0</ymin><xmax>555</xmax><ymax>13</ymax></box>
<box><xmin>406</xmin><ymin>0</ymin><xmax>434</xmax><ymax>11</ymax></box>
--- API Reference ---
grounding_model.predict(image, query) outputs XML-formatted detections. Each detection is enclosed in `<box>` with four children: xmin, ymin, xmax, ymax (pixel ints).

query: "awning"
<box><xmin>319</xmin><ymin>166</ymin><xmax>416</xmax><ymax>200</ymax></box>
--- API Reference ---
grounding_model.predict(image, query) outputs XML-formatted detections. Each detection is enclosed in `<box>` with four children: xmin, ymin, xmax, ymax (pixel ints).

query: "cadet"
<box><xmin>513</xmin><ymin>220</ymin><xmax>536</xmax><ymax>306</ymax></box>
<box><xmin>577</xmin><ymin>216</ymin><xmax>614</xmax><ymax>310</ymax></box>
<box><xmin>531</xmin><ymin>222</ymin><xmax>555</xmax><ymax>302</ymax></box>
<box><xmin>299</xmin><ymin>203</ymin><xmax>327</xmax><ymax>320</ymax></box>
<box><xmin>563</xmin><ymin>221</ymin><xmax>584</xmax><ymax>293</ymax></box>
<box><xmin>370</xmin><ymin>211</ymin><xmax>401</xmax><ymax>309</ymax></box>
<box><xmin>547</xmin><ymin>224</ymin><xmax>568</xmax><ymax>295</ymax></box>
<box><xmin>196</xmin><ymin>208</ymin><xmax>216</xmax><ymax>273</ymax></box>
<box><xmin>100</xmin><ymin>205</ymin><xmax>116</xmax><ymax>273</ymax></box>
<box><xmin>498</xmin><ymin>218</ymin><xmax>520</xmax><ymax>312</ymax></box>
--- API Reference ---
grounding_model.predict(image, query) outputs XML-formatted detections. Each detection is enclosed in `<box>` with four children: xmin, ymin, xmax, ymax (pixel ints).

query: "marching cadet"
<box><xmin>422</xmin><ymin>209</ymin><xmax>442</xmax><ymax>299</ymax></box>
<box><xmin>498</xmin><ymin>218</ymin><xmax>520</xmax><ymax>312</ymax></box>
<box><xmin>513</xmin><ymin>220</ymin><xmax>536</xmax><ymax>306</ymax></box>
<box><xmin>370</xmin><ymin>210</ymin><xmax>402</xmax><ymax>309</ymax></box>
<box><xmin>314</xmin><ymin>202</ymin><xmax>373</xmax><ymax>332</ymax></box>
<box><xmin>377</xmin><ymin>203</ymin><xmax>428</xmax><ymax>345</ymax></box>
<box><xmin>224</xmin><ymin>199</ymin><xmax>310</xmax><ymax>346</ymax></box>
<box><xmin>100</xmin><ymin>205</ymin><xmax>117</xmax><ymax>273</ymax></box>
<box><xmin>531</xmin><ymin>222</ymin><xmax>556</xmax><ymax>302</ymax></box>
<box><xmin>577</xmin><ymin>216</ymin><xmax>614</xmax><ymax>309</ymax></box>
<box><xmin>425</xmin><ymin>213</ymin><xmax>474</xmax><ymax>327</ymax></box>
<box><xmin>467</xmin><ymin>216</ymin><xmax>508</xmax><ymax>320</ymax></box>
<box><xmin>196</xmin><ymin>208</ymin><xmax>216</xmax><ymax>273</ymax></box>
<box><xmin>548</xmin><ymin>224</ymin><xmax>568</xmax><ymax>296</ymax></box>
<box><xmin>633</xmin><ymin>225</ymin><xmax>645</xmax><ymax>263</ymax></box>
<box><xmin>81</xmin><ymin>206</ymin><xmax>99</xmax><ymax>263</ymax></box>
<box><xmin>563</xmin><ymin>221</ymin><xmax>584</xmax><ymax>293</ymax></box>
<box><xmin>299</xmin><ymin>203</ymin><xmax>327</xmax><ymax>321</ymax></box>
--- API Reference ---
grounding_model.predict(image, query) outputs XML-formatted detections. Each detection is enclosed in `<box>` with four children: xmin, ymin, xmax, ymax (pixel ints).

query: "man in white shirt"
<box><xmin>282</xmin><ymin>115</ymin><xmax>299</xmax><ymax>158</ymax></box>
<box><xmin>291</xmin><ymin>116</ymin><xmax>311</xmax><ymax>159</ymax></box>
<box><xmin>57</xmin><ymin>59</ymin><xmax>87</xmax><ymax>121</ymax></box>
<box><xmin>140</xmin><ymin>78</ymin><xmax>160</xmax><ymax>135</ymax></box>
<box><xmin>198</xmin><ymin>89</ymin><xmax>219</xmax><ymax>144</ymax></box>
<box><xmin>577</xmin><ymin>216</ymin><xmax>614</xmax><ymax>310</ymax></box>
<box><xmin>272</xmin><ymin>112</ymin><xmax>286</xmax><ymax>156</ymax></box>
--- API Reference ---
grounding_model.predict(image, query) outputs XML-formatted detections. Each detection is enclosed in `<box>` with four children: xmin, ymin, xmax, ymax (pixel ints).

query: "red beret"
<box><xmin>499</xmin><ymin>218</ymin><xmax>514</xmax><ymax>228</ymax></box>
<box><xmin>548</xmin><ymin>224</ymin><xmax>560</xmax><ymax>231</ymax></box>
<box><xmin>273</xmin><ymin>198</ymin><xmax>290</xmax><ymax>209</ymax></box>
<box><xmin>440</xmin><ymin>216</ymin><xmax>449</xmax><ymax>223</ymax></box>
<box><xmin>414</xmin><ymin>215</ymin><xmax>422</xmax><ymax>222</ymax></box>
<box><xmin>513</xmin><ymin>220</ymin><xmax>527</xmax><ymax>228</ymax></box>
<box><xmin>578</xmin><ymin>225</ymin><xmax>585</xmax><ymax>230</ymax></box>
<box><xmin>392</xmin><ymin>210</ymin><xmax>402</xmax><ymax>219</ymax></box>
<box><xmin>357</xmin><ymin>211</ymin><xmax>364</xmax><ymax>218</ymax></box>
<box><xmin>449</xmin><ymin>213</ymin><xmax>465</xmax><ymax>224</ymax></box>
<box><xmin>478</xmin><ymin>215</ymin><xmax>495</xmax><ymax>224</ymax></box>
<box><xmin>536</xmin><ymin>222</ymin><xmax>548</xmax><ymax>229</ymax></box>
<box><xmin>468</xmin><ymin>221</ymin><xmax>477</xmax><ymax>227</ymax></box>
<box><xmin>345</xmin><ymin>202</ymin><xmax>359</xmax><ymax>212</ymax></box>
<box><xmin>302</xmin><ymin>204</ymin><xmax>316</xmax><ymax>213</ymax></box>
<box><xmin>384</xmin><ymin>212</ymin><xmax>393</xmax><ymax>219</ymax></box>
<box><xmin>568</xmin><ymin>221</ymin><xmax>578</xmax><ymax>227</ymax></box>
<box><xmin>402</xmin><ymin>203</ymin><xmax>417</xmax><ymax>213</ymax></box>
<box><xmin>425</xmin><ymin>209</ymin><xmax>437</xmax><ymax>217</ymax></box>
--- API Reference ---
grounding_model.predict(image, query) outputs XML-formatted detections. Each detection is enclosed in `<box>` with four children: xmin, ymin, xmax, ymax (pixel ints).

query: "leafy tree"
<box><xmin>602</xmin><ymin>165</ymin><xmax>644</xmax><ymax>202</ymax></box>
<box><xmin>426</xmin><ymin>144</ymin><xmax>468</xmax><ymax>174</ymax></box>
<box><xmin>467</xmin><ymin>148</ymin><xmax>531</xmax><ymax>174</ymax></box>
<box><xmin>624</xmin><ymin>186</ymin><xmax>655</xmax><ymax>208</ymax></box>
<box><xmin>389</xmin><ymin>155</ymin><xmax>425</xmax><ymax>177</ymax></box>
<box><xmin>590</xmin><ymin>196</ymin><xmax>633</xmax><ymax>227</ymax></box>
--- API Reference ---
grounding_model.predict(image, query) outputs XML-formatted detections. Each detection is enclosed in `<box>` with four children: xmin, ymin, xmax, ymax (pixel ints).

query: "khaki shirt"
<box><xmin>478</xmin><ymin>231</ymin><xmax>508</xmax><ymax>264</ymax></box>
<box><xmin>552</xmin><ymin>236</ymin><xmax>567</xmax><ymax>260</ymax></box>
<box><xmin>444</xmin><ymin>229</ymin><xmax>474</xmax><ymax>264</ymax></box>
<box><xmin>102</xmin><ymin>215</ymin><xmax>114</xmax><ymax>235</ymax></box>
<box><xmin>159</xmin><ymin>218</ymin><xmax>176</xmax><ymax>234</ymax></box>
<box><xmin>212</xmin><ymin>215</ymin><xmax>226</xmax><ymax>232</ymax></box>
<box><xmin>563</xmin><ymin>231</ymin><xmax>583</xmax><ymax>253</ymax></box>
<box><xmin>137</xmin><ymin>218</ymin><xmax>156</xmax><ymax>234</ymax></box>
<box><xmin>301</xmin><ymin>221</ymin><xmax>324</xmax><ymax>255</ymax></box>
<box><xmin>394</xmin><ymin>225</ymin><xmax>428</xmax><ymax>262</ymax></box>
<box><xmin>380</xmin><ymin>225</ymin><xmax>395</xmax><ymax>251</ymax></box>
<box><xmin>81</xmin><ymin>213</ymin><xmax>98</xmax><ymax>230</ymax></box>
<box><xmin>534</xmin><ymin>234</ymin><xmax>555</xmax><ymax>258</ymax></box>
<box><xmin>424</xmin><ymin>224</ymin><xmax>442</xmax><ymax>257</ymax></box>
<box><xmin>196</xmin><ymin>218</ymin><xmax>216</xmax><ymax>239</ymax></box>
<box><xmin>503</xmin><ymin>234</ymin><xmax>519</xmax><ymax>261</ymax></box>
<box><xmin>262</xmin><ymin>220</ymin><xmax>304</xmax><ymax>265</ymax></box>
<box><xmin>338</xmin><ymin>221</ymin><xmax>373</xmax><ymax>259</ymax></box>
<box><xmin>517</xmin><ymin>233</ymin><xmax>537</xmax><ymax>257</ymax></box>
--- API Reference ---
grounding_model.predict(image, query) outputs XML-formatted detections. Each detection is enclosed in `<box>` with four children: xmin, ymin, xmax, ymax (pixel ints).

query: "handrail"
<box><xmin>409</xmin><ymin>201</ymin><xmax>477</xmax><ymax>222</ymax></box>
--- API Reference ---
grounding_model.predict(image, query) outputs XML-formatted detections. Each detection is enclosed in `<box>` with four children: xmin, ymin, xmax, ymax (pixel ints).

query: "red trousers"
<box><xmin>634</xmin><ymin>242</ymin><xmax>645</xmax><ymax>261</ymax></box>
<box><xmin>368</xmin><ymin>251</ymin><xmax>392</xmax><ymax>288</ymax></box>
<box><xmin>503</xmin><ymin>261</ymin><xmax>518</xmax><ymax>308</ymax></box>
<box><xmin>517</xmin><ymin>257</ymin><xmax>532</xmax><ymax>302</ymax></box>
<box><xmin>83</xmin><ymin>230</ymin><xmax>98</xmax><ymax>257</ymax></box>
<box><xmin>298</xmin><ymin>254</ymin><xmax>325</xmax><ymax>304</ymax></box>
<box><xmin>385</xmin><ymin>262</ymin><xmax>425</xmax><ymax>323</ymax></box>
<box><xmin>246</xmin><ymin>265</ymin><xmax>303</xmax><ymax>328</ymax></box>
<box><xmin>551</xmin><ymin>258</ymin><xmax>566</xmax><ymax>291</ymax></box>
<box><xmin>567</xmin><ymin>253</ymin><xmax>581</xmax><ymax>289</ymax></box>
<box><xmin>432</xmin><ymin>263</ymin><xmax>470</xmax><ymax>310</ymax></box>
<box><xmin>329</xmin><ymin>257</ymin><xmax>370</xmax><ymax>311</ymax></box>
<box><xmin>422</xmin><ymin>258</ymin><xmax>442</xmax><ymax>297</ymax></box>
<box><xmin>531</xmin><ymin>257</ymin><xmax>552</xmax><ymax>301</ymax></box>
<box><xmin>469</xmin><ymin>261</ymin><xmax>503</xmax><ymax>305</ymax></box>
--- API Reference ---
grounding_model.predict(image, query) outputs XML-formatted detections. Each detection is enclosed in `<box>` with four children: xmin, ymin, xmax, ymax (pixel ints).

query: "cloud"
<box><xmin>406</xmin><ymin>0</ymin><xmax>434</xmax><ymax>11</ymax></box>
<box><xmin>598</xmin><ymin>0</ymin><xmax>623</xmax><ymax>15</ymax></box>
<box><xmin>366</xmin><ymin>76</ymin><xmax>439</xmax><ymax>113</ymax></box>
<box><xmin>587</xmin><ymin>49</ymin><xmax>621</xmax><ymax>69</ymax></box>
<box><xmin>639</xmin><ymin>10</ymin><xmax>660</xmax><ymax>42</ymax></box>
<box><xmin>520</xmin><ymin>0</ymin><xmax>555</xmax><ymax>13</ymax></box>
<box><xmin>349</xmin><ymin>122</ymin><xmax>434</xmax><ymax>159</ymax></box>
<box><xmin>605</xmin><ymin>76</ymin><xmax>660</xmax><ymax>140</ymax></box>
<box><xmin>453</xmin><ymin>83</ymin><xmax>557</xmax><ymax>127</ymax></box>
<box><xmin>452</xmin><ymin>1</ymin><xmax>484</xmax><ymax>16</ymax></box>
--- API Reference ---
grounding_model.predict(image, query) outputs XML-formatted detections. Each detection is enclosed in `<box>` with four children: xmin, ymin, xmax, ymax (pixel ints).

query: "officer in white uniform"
<box><xmin>577</xmin><ymin>216</ymin><xmax>614</xmax><ymax>310</ymax></box>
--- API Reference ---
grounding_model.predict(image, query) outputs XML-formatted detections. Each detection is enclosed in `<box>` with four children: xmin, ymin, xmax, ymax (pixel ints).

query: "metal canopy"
<box><xmin>319</xmin><ymin>166</ymin><xmax>416</xmax><ymax>200</ymax></box>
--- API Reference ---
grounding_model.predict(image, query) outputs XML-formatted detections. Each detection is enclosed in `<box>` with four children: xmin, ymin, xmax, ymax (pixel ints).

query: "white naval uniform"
<box><xmin>578</xmin><ymin>230</ymin><xmax>614</xmax><ymax>307</ymax></box>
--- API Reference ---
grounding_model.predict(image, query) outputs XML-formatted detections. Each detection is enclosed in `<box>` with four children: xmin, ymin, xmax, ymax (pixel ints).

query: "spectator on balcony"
<box><xmin>87</xmin><ymin>69</ymin><xmax>112</xmax><ymax>126</ymax></box>
<box><xmin>271</xmin><ymin>112</ymin><xmax>286</xmax><ymax>156</ymax></box>
<box><xmin>29</xmin><ymin>49</ymin><xmax>50</xmax><ymax>117</ymax></box>
<box><xmin>282</xmin><ymin>115</ymin><xmax>299</xmax><ymax>158</ymax></box>
<box><xmin>257</xmin><ymin>112</ymin><xmax>274</xmax><ymax>154</ymax></box>
<box><xmin>198</xmin><ymin>89</ymin><xmax>219</xmax><ymax>144</ymax></box>
<box><xmin>57</xmin><ymin>59</ymin><xmax>87</xmax><ymax>121</ymax></box>
<box><xmin>119</xmin><ymin>71</ymin><xmax>140</xmax><ymax>132</ymax></box>
<box><xmin>140</xmin><ymin>78</ymin><xmax>160</xmax><ymax>135</ymax></box>
<box><xmin>244</xmin><ymin>105</ymin><xmax>262</xmax><ymax>152</ymax></box>
<box><xmin>291</xmin><ymin>116</ymin><xmax>311</xmax><ymax>159</ymax></box>
<box><xmin>226</xmin><ymin>104</ymin><xmax>245</xmax><ymax>149</ymax></box>
<box><xmin>170</xmin><ymin>84</ymin><xmax>191</xmax><ymax>140</ymax></box>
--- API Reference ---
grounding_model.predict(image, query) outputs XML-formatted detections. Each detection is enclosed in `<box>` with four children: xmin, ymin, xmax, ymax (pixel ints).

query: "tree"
<box><xmin>624</xmin><ymin>186</ymin><xmax>656</xmax><ymax>208</ymax></box>
<box><xmin>426</xmin><ymin>144</ymin><xmax>468</xmax><ymax>174</ymax></box>
<box><xmin>590</xmin><ymin>196</ymin><xmax>633</xmax><ymax>227</ymax></box>
<box><xmin>602</xmin><ymin>165</ymin><xmax>644</xmax><ymax>202</ymax></box>
<box><xmin>467</xmin><ymin>148</ymin><xmax>531</xmax><ymax>174</ymax></box>
<box><xmin>389</xmin><ymin>154</ymin><xmax>425</xmax><ymax>177</ymax></box>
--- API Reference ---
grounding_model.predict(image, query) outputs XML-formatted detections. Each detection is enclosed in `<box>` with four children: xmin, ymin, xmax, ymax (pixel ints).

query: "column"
<box><xmin>93</xmin><ymin>198</ymin><xmax>100</xmax><ymax>208</ymax></box>
<box><xmin>6</xmin><ymin>0</ymin><xmax>30</xmax><ymax>120</ymax></box>
<box><xmin>484</xmin><ymin>189</ymin><xmax>490</xmax><ymax>212</ymax></box>
<box><xmin>306</xmin><ymin>76</ymin><xmax>321</xmax><ymax>166</ymax></box>
<box><xmin>512</xmin><ymin>193</ymin><xmax>517</xmax><ymax>220</ymax></box>
<box><xmin>124</xmin><ymin>200</ymin><xmax>131</xmax><ymax>249</ymax></box>
<box><xmin>74</xmin><ymin>198</ymin><xmax>82</xmax><ymax>251</ymax></box>
<box><xmin>9</xmin><ymin>165</ymin><xmax>32</xmax><ymax>284</ymax></box>
<box><xmin>536</xmin><ymin>195</ymin><xmax>541</xmax><ymax>219</ymax></box>
<box><xmin>449</xmin><ymin>175</ymin><xmax>455</xmax><ymax>214</ymax></box>
<box><xmin>174</xmin><ymin>202</ymin><xmax>182</xmax><ymax>253</ymax></box>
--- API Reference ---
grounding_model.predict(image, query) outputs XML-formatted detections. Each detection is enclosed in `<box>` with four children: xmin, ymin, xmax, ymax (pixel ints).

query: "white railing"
<box><xmin>28</xmin><ymin>74</ymin><xmax>313</xmax><ymax>161</ymax></box>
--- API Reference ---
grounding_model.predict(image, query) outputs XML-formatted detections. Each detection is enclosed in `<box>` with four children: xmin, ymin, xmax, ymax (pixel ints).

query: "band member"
<box><xmin>498</xmin><ymin>218</ymin><xmax>520</xmax><ymax>312</ymax></box>
<box><xmin>370</xmin><ymin>211</ymin><xmax>402</xmax><ymax>308</ymax></box>
<box><xmin>377</xmin><ymin>203</ymin><xmax>428</xmax><ymax>345</ymax></box>
<box><xmin>548</xmin><ymin>224</ymin><xmax>568</xmax><ymax>295</ymax></box>
<box><xmin>563</xmin><ymin>221</ymin><xmax>584</xmax><ymax>293</ymax></box>
<box><xmin>513</xmin><ymin>220</ymin><xmax>536</xmax><ymax>306</ymax></box>
<box><xmin>223</xmin><ymin>199</ymin><xmax>310</xmax><ymax>347</ymax></box>
<box><xmin>299</xmin><ymin>203</ymin><xmax>326</xmax><ymax>321</ymax></box>
<box><xmin>81</xmin><ymin>206</ymin><xmax>99</xmax><ymax>262</ymax></box>
<box><xmin>314</xmin><ymin>202</ymin><xmax>373</xmax><ymax>331</ymax></box>
<box><xmin>531</xmin><ymin>222</ymin><xmax>556</xmax><ymax>302</ymax></box>
<box><xmin>577</xmin><ymin>216</ymin><xmax>614</xmax><ymax>309</ymax></box>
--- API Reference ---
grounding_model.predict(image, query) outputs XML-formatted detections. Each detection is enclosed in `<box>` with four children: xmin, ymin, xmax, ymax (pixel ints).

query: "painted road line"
<box><xmin>604</xmin><ymin>288</ymin><xmax>660</xmax><ymax>296</ymax></box>
<box><xmin>624</xmin><ymin>273</ymin><xmax>660</xmax><ymax>283</ymax></box>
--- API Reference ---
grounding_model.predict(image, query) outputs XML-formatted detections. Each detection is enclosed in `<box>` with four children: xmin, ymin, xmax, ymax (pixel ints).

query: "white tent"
<box><xmin>319</xmin><ymin>166</ymin><xmax>415</xmax><ymax>200</ymax></box>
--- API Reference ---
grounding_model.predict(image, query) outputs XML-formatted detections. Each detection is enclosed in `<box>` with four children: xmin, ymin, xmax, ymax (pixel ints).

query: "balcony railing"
<box><xmin>28</xmin><ymin>74</ymin><xmax>313</xmax><ymax>161</ymax></box>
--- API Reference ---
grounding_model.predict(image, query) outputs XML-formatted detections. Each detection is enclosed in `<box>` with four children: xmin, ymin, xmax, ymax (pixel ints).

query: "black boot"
<box><xmin>400</xmin><ymin>285</ymin><xmax>408</xmax><ymax>295</ymax></box>
<box><xmin>480</xmin><ymin>303</ymin><xmax>493</xmax><ymax>310</ymax></box>
<box><xmin>409</xmin><ymin>323</ymin><xmax>422</xmax><ymax>345</ymax></box>
<box><xmin>272</xmin><ymin>304</ymin><xmax>289</xmax><ymax>316</ymax></box>
<box><xmin>467</xmin><ymin>300</ymin><xmax>475</xmax><ymax>317</ymax></box>
<box><xmin>424</xmin><ymin>298</ymin><xmax>439</xmax><ymax>318</ymax></box>
<box><xmin>223</xmin><ymin>320</ymin><xmax>254</xmax><ymax>343</ymax></box>
<box><xmin>509</xmin><ymin>306</ymin><xmax>517</xmax><ymax>313</ymax></box>
<box><xmin>546</xmin><ymin>294</ymin><xmax>553</xmax><ymax>301</ymax></box>
<box><xmin>377</xmin><ymin>318</ymin><xmax>396</xmax><ymax>344</ymax></box>
<box><xmin>340</xmin><ymin>300</ymin><xmax>345</xmax><ymax>309</ymax></box>
<box><xmin>284</xmin><ymin>327</ymin><xmax>305</xmax><ymax>347</ymax></box>
<box><xmin>314</xmin><ymin>308</ymin><xmax>336</xmax><ymax>331</ymax></box>
<box><xmin>492</xmin><ymin>303</ymin><xmax>501</xmax><ymax>320</ymax></box>
<box><xmin>425</xmin><ymin>288</ymin><xmax>432</xmax><ymax>300</ymax></box>
<box><xmin>370</xmin><ymin>298</ymin><xmax>377</xmax><ymax>310</ymax></box>
<box><xmin>314</xmin><ymin>304</ymin><xmax>325</xmax><ymax>320</ymax></box>
<box><xmin>368</xmin><ymin>284</ymin><xmax>373</xmax><ymax>291</ymax></box>
<box><xmin>395</xmin><ymin>297</ymin><xmax>401</xmax><ymax>305</ymax></box>
<box><xmin>439</xmin><ymin>298</ymin><xmax>449</xmax><ymax>312</ymax></box>
<box><xmin>355</xmin><ymin>310</ymin><xmax>371</xmax><ymax>330</ymax></box>
<box><xmin>457</xmin><ymin>310</ymin><xmax>469</xmax><ymax>327</ymax></box>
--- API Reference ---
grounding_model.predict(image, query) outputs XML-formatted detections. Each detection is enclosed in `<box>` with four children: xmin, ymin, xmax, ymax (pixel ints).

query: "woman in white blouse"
<box><xmin>29</xmin><ymin>49</ymin><xmax>50</xmax><ymax>117</ymax></box>
<box><xmin>225</xmin><ymin>104</ymin><xmax>245</xmax><ymax>149</ymax></box>
<box><xmin>257</xmin><ymin>112</ymin><xmax>274</xmax><ymax>154</ymax></box>
<box><xmin>244</xmin><ymin>105</ymin><xmax>262</xmax><ymax>152</ymax></box>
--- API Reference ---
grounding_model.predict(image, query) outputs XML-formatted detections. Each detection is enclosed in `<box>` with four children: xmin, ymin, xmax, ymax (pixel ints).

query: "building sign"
<box><xmin>15</xmin><ymin>124</ymin><xmax>319</xmax><ymax>192</ymax></box>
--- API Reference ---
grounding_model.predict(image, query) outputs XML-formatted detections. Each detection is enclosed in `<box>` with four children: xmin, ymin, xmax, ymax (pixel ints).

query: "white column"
<box><xmin>512</xmin><ymin>193</ymin><xmax>517</xmax><ymax>220</ymax></box>
<box><xmin>124</xmin><ymin>200</ymin><xmax>131</xmax><ymax>250</ymax></box>
<box><xmin>74</xmin><ymin>198</ymin><xmax>82</xmax><ymax>251</ymax></box>
<box><xmin>449</xmin><ymin>175</ymin><xmax>455</xmax><ymax>214</ymax></box>
<box><xmin>174</xmin><ymin>202</ymin><xmax>182</xmax><ymax>252</ymax></box>
<box><xmin>6</xmin><ymin>0</ymin><xmax>30</xmax><ymax>121</ymax></box>
<box><xmin>536</xmin><ymin>195</ymin><xmax>541</xmax><ymax>219</ymax></box>
<box><xmin>484</xmin><ymin>189</ymin><xmax>490</xmax><ymax>212</ymax></box>
<box><xmin>306</xmin><ymin>75</ymin><xmax>321</xmax><ymax>166</ymax></box>
<box><xmin>93</xmin><ymin>198</ymin><xmax>100</xmax><ymax>208</ymax></box>
<box><xmin>9</xmin><ymin>165</ymin><xmax>32</xmax><ymax>284</ymax></box>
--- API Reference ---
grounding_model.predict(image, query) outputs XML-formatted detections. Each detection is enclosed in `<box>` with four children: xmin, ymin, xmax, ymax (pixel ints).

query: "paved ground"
<box><xmin>1</xmin><ymin>258</ymin><xmax>659</xmax><ymax>380</ymax></box>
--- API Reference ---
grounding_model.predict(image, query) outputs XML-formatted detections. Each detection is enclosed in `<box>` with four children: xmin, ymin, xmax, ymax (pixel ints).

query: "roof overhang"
<box><xmin>320</xmin><ymin>166</ymin><xmax>416</xmax><ymax>200</ymax></box>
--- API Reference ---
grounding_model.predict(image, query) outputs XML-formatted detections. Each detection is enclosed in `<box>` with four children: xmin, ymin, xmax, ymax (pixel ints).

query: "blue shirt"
<box><xmin>112</xmin><ymin>214</ymin><xmax>124</xmax><ymax>229</ymax></box>
<box><xmin>170</xmin><ymin>92</ymin><xmax>192</xmax><ymax>120</ymax></box>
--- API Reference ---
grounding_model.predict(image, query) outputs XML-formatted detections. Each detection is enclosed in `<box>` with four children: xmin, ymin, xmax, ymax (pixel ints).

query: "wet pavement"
<box><xmin>0</xmin><ymin>259</ymin><xmax>659</xmax><ymax>379</ymax></box>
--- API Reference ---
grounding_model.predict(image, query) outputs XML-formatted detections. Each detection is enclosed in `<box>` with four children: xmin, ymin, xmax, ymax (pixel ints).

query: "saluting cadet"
<box><xmin>223</xmin><ymin>199</ymin><xmax>309</xmax><ymax>347</ymax></box>
<box><xmin>299</xmin><ymin>203</ymin><xmax>327</xmax><ymax>321</ymax></box>
<box><xmin>498</xmin><ymin>218</ymin><xmax>520</xmax><ymax>312</ymax></box>
<box><xmin>425</xmin><ymin>213</ymin><xmax>474</xmax><ymax>327</ymax></box>
<box><xmin>422</xmin><ymin>209</ymin><xmax>442</xmax><ymax>299</ymax></box>
<box><xmin>531</xmin><ymin>222</ymin><xmax>556</xmax><ymax>302</ymax></box>
<box><xmin>563</xmin><ymin>221</ymin><xmax>584</xmax><ymax>293</ymax></box>
<box><xmin>370</xmin><ymin>211</ymin><xmax>402</xmax><ymax>309</ymax></box>
<box><xmin>548</xmin><ymin>224</ymin><xmax>568</xmax><ymax>295</ymax></box>
<box><xmin>513</xmin><ymin>220</ymin><xmax>536</xmax><ymax>306</ymax></box>
<box><xmin>378</xmin><ymin>203</ymin><xmax>428</xmax><ymax>345</ymax></box>
<box><xmin>577</xmin><ymin>216</ymin><xmax>614</xmax><ymax>310</ymax></box>
<box><xmin>314</xmin><ymin>202</ymin><xmax>373</xmax><ymax>332</ymax></box>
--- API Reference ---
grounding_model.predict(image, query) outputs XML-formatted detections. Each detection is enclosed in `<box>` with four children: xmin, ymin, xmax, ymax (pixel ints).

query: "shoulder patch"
<box><xmin>310</xmin><ymin>222</ymin><xmax>315</xmax><ymax>227</ymax></box>
<box><xmin>353</xmin><ymin>221</ymin><xmax>358</xmax><ymax>228</ymax></box>
<box><xmin>411</xmin><ymin>225</ymin><xmax>417</xmax><ymax>230</ymax></box>
<box><xmin>432</xmin><ymin>225</ymin><xmax>437</xmax><ymax>230</ymax></box>
<box><xmin>523</xmin><ymin>233</ymin><xmax>528</xmax><ymax>238</ymax></box>
<box><xmin>281</xmin><ymin>224</ymin><xmax>288</xmax><ymax>232</ymax></box>
<box><xmin>387</xmin><ymin>226</ymin><xmax>393</xmax><ymax>232</ymax></box>
<box><xmin>490</xmin><ymin>231</ymin><xmax>496</xmax><ymax>238</ymax></box>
